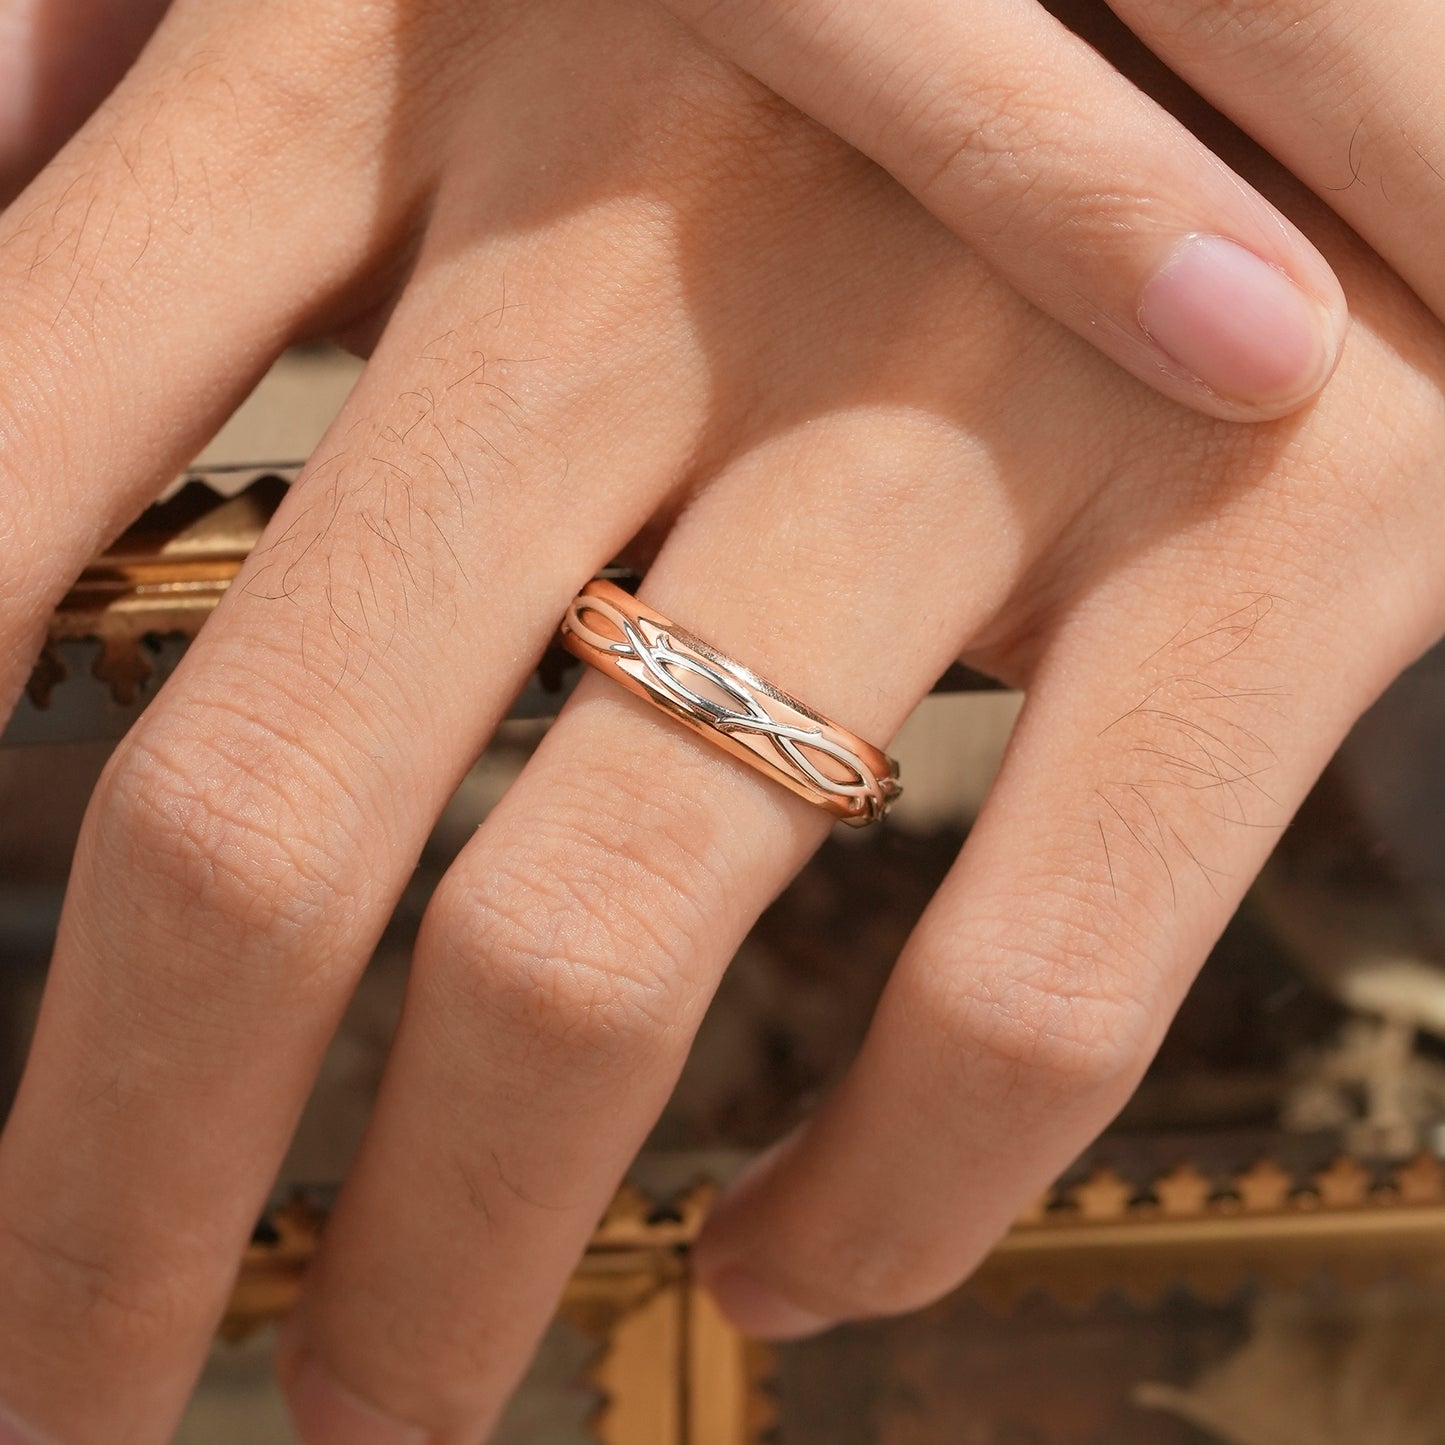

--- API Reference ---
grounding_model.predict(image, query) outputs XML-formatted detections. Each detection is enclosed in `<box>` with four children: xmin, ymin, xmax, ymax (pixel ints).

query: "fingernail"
<box><xmin>705</xmin><ymin>1265</ymin><xmax>835</xmax><ymax>1340</ymax></box>
<box><xmin>1138</xmin><ymin>235</ymin><xmax>1339</xmax><ymax>408</ymax></box>
<box><xmin>285</xmin><ymin>1353</ymin><xmax>429</xmax><ymax>1445</ymax></box>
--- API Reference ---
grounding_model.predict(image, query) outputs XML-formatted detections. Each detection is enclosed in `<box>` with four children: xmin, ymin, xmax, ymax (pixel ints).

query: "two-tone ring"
<box><xmin>558</xmin><ymin>579</ymin><xmax>901</xmax><ymax>828</ymax></box>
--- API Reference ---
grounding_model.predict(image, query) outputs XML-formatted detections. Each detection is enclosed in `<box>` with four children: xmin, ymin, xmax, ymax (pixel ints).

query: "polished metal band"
<box><xmin>559</xmin><ymin>579</ymin><xmax>901</xmax><ymax>827</ymax></box>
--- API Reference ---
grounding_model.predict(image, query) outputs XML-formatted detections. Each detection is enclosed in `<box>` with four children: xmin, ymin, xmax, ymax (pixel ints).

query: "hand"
<box><xmin>655</xmin><ymin>0</ymin><xmax>1353</xmax><ymax>422</ymax></box>
<box><xmin>1099</xmin><ymin>0</ymin><xmax>1445</xmax><ymax>346</ymax></box>
<box><xmin>0</xmin><ymin>4</ymin><xmax>1442</xmax><ymax>1445</ymax></box>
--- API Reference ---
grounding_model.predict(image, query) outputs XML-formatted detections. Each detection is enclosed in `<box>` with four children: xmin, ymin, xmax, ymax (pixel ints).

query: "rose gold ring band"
<box><xmin>558</xmin><ymin>579</ymin><xmax>902</xmax><ymax>827</ymax></box>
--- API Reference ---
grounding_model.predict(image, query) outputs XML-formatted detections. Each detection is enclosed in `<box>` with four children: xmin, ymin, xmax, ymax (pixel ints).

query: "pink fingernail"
<box><xmin>705</xmin><ymin>1266</ymin><xmax>835</xmax><ymax>1340</ymax></box>
<box><xmin>285</xmin><ymin>1354</ymin><xmax>429</xmax><ymax>1445</ymax></box>
<box><xmin>1138</xmin><ymin>235</ymin><xmax>1338</xmax><ymax>407</ymax></box>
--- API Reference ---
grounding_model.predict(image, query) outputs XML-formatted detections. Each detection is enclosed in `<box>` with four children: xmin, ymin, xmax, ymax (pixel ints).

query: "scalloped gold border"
<box><xmin>227</xmin><ymin>1184</ymin><xmax>773</xmax><ymax>1445</ymax></box>
<box><xmin>30</xmin><ymin>470</ymin><xmax>994</xmax><ymax>711</ymax></box>
<box><xmin>226</xmin><ymin>1157</ymin><xmax>1445</xmax><ymax>1443</ymax></box>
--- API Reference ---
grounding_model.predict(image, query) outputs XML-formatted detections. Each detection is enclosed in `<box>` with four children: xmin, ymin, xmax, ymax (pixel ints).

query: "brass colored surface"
<box><xmin>33</xmin><ymin>468</ymin><xmax>296</xmax><ymax>707</ymax></box>
<box><xmin>224</xmin><ymin>1157</ymin><xmax>1445</xmax><ymax>1442</ymax></box>
<box><xmin>227</xmin><ymin>1184</ymin><xmax>771</xmax><ymax>1445</ymax></box>
<box><xmin>972</xmin><ymin>1154</ymin><xmax>1445</xmax><ymax>1311</ymax></box>
<box><xmin>26</xmin><ymin>472</ymin><xmax>996</xmax><ymax>718</ymax></box>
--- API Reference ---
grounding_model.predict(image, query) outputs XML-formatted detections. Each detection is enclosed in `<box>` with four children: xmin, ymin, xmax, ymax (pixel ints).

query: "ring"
<box><xmin>558</xmin><ymin>579</ymin><xmax>902</xmax><ymax>827</ymax></box>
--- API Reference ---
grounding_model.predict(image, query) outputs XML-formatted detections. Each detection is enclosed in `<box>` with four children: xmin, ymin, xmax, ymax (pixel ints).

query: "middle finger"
<box><xmin>0</xmin><ymin>185</ymin><xmax>720</xmax><ymax>1442</ymax></box>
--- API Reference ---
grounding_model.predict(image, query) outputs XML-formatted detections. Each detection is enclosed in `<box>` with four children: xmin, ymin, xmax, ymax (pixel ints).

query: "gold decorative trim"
<box><xmin>224</xmin><ymin>1155</ymin><xmax>1445</xmax><ymax>1442</ymax></box>
<box><xmin>226</xmin><ymin>1184</ymin><xmax>773</xmax><ymax>1445</ymax></box>
<box><xmin>971</xmin><ymin>1153</ymin><xmax>1445</xmax><ymax>1310</ymax></box>
<box><xmin>26</xmin><ymin>470</ymin><xmax>997</xmax><ymax>716</ymax></box>
<box><xmin>32</xmin><ymin>468</ymin><xmax>297</xmax><ymax>708</ymax></box>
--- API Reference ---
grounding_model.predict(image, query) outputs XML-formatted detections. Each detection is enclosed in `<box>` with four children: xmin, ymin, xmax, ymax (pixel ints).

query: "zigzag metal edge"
<box><xmin>30</xmin><ymin>467</ymin><xmax>301</xmax><ymax>709</ymax></box>
<box><xmin>229</xmin><ymin>1153</ymin><xmax>1445</xmax><ymax>1338</ymax></box>
<box><xmin>25</xmin><ymin>470</ymin><xmax>999</xmax><ymax>715</ymax></box>
<box><xmin>970</xmin><ymin>1152</ymin><xmax>1445</xmax><ymax>1311</ymax></box>
<box><xmin>219</xmin><ymin>1158</ymin><xmax>1445</xmax><ymax>1440</ymax></box>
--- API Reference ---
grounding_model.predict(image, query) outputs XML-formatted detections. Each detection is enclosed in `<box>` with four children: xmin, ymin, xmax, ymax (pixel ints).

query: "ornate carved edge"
<box><xmin>225</xmin><ymin>1155</ymin><xmax>1445</xmax><ymax>1441</ymax></box>
<box><xmin>31</xmin><ymin>468</ymin><xmax>298</xmax><ymax>708</ymax></box>
<box><xmin>971</xmin><ymin>1152</ymin><xmax>1445</xmax><ymax>1310</ymax></box>
<box><xmin>27</xmin><ymin>471</ymin><xmax>997</xmax><ymax>714</ymax></box>
<box><xmin>226</xmin><ymin>1182</ymin><xmax>774</xmax><ymax>1445</ymax></box>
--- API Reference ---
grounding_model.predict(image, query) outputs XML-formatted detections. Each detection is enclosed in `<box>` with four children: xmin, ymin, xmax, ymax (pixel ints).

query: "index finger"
<box><xmin>1108</xmin><ymin>0</ymin><xmax>1445</xmax><ymax>331</ymax></box>
<box><xmin>658</xmin><ymin>0</ymin><xmax>1346</xmax><ymax>419</ymax></box>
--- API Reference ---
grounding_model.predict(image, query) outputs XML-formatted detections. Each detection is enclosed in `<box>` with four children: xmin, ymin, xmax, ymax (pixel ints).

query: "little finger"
<box><xmin>694</xmin><ymin>561</ymin><xmax>1421</xmax><ymax>1333</ymax></box>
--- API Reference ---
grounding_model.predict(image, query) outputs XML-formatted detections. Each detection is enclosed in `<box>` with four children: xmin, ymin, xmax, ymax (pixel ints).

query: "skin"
<box><xmin>0</xmin><ymin>0</ymin><xmax>172</xmax><ymax>198</ymax></box>
<box><xmin>0</xmin><ymin>1</ymin><xmax>1442</xmax><ymax>1442</ymax></box>
<box><xmin>647</xmin><ymin>0</ymin><xmax>1445</xmax><ymax>418</ymax></box>
<box><xmin>654</xmin><ymin>0</ymin><xmax>1357</xmax><ymax>421</ymax></box>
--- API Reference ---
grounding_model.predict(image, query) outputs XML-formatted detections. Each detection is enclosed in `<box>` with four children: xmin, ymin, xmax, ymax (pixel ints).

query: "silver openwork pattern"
<box><xmin>562</xmin><ymin>590</ymin><xmax>900</xmax><ymax>822</ymax></box>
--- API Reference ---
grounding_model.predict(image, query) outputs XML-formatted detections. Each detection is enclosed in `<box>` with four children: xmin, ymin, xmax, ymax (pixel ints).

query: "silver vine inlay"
<box><xmin>565</xmin><ymin>594</ymin><xmax>890</xmax><ymax>807</ymax></box>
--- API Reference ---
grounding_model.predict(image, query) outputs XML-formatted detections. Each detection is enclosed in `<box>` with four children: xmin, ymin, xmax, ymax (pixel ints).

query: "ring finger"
<box><xmin>272</xmin><ymin>407</ymin><xmax>1005</xmax><ymax>1444</ymax></box>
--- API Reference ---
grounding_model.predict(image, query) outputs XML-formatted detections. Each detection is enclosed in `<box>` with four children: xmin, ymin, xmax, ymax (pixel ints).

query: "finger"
<box><xmin>0</xmin><ymin>0</ymin><xmax>172</xmax><ymax>198</ymax></box>
<box><xmin>690</xmin><ymin>505</ymin><xmax>1439</xmax><ymax>1338</ymax></box>
<box><xmin>0</xmin><ymin>0</ymin><xmax>438</xmax><ymax>718</ymax></box>
<box><xmin>269</xmin><ymin>407</ymin><xmax>1007</xmax><ymax>1444</ymax></box>
<box><xmin>0</xmin><ymin>200</ymin><xmax>727</xmax><ymax>1437</ymax></box>
<box><xmin>1106</xmin><ymin>0</ymin><xmax>1445</xmax><ymax>331</ymax></box>
<box><xmin>0</xmin><ymin>10</ymin><xmax>1006</xmax><ymax>1428</ymax></box>
<box><xmin>657</xmin><ymin>0</ymin><xmax>1347</xmax><ymax>421</ymax></box>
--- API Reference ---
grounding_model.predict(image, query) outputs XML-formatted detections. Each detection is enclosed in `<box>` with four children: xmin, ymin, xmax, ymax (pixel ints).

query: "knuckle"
<box><xmin>165</xmin><ymin>0</ymin><xmax>405</xmax><ymax>147</ymax></box>
<box><xmin>432</xmin><ymin>866</ymin><xmax>681</xmax><ymax>1067</ymax></box>
<box><xmin>931</xmin><ymin>913</ymin><xmax>1161</xmax><ymax>1097</ymax></box>
<box><xmin>907</xmin><ymin>79</ymin><xmax>1049</xmax><ymax>209</ymax></box>
<box><xmin>512</xmin><ymin>4</ymin><xmax>848</xmax><ymax>204</ymax></box>
<box><xmin>89</xmin><ymin>700</ymin><xmax>363</xmax><ymax>969</ymax></box>
<box><xmin>429</xmin><ymin>756</ymin><xmax>737</xmax><ymax>1068</ymax></box>
<box><xmin>898</xmin><ymin>75</ymin><xmax>1140</xmax><ymax>256</ymax></box>
<box><xmin>770</xmin><ymin>920</ymin><xmax>1170</xmax><ymax>1323</ymax></box>
<box><xmin>214</xmin><ymin>25</ymin><xmax>379</xmax><ymax>155</ymax></box>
